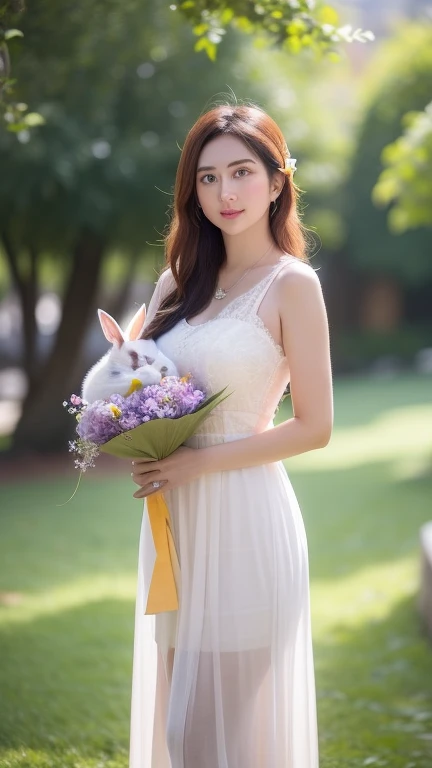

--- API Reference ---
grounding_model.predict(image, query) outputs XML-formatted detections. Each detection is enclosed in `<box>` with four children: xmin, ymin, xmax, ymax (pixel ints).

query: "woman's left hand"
<box><xmin>131</xmin><ymin>445</ymin><xmax>203</xmax><ymax>499</ymax></box>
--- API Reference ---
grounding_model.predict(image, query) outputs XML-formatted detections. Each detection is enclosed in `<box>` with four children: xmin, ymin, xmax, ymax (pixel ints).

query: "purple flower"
<box><xmin>109</xmin><ymin>393</ymin><xmax>126</xmax><ymax>408</ymax></box>
<box><xmin>67</xmin><ymin>373</ymin><xmax>207</xmax><ymax>471</ymax></box>
<box><xmin>119</xmin><ymin>412</ymin><xmax>141</xmax><ymax>431</ymax></box>
<box><xmin>76</xmin><ymin>401</ymin><xmax>123</xmax><ymax>444</ymax></box>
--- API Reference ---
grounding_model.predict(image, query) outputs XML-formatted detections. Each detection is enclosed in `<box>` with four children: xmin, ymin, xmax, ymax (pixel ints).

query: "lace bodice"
<box><xmin>154</xmin><ymin>259</ymin><xmax>292</xmax><ymax>438</ymax></box>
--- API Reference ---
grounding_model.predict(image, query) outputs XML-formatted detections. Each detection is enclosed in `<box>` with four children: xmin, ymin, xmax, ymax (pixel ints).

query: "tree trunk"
<box><xmin>359</xmin><ymin>275</ymin><xmax>404</xmax><ymax>332</ymax></box>
<box><xmin>10</xmin><ymin>229</ymin><xmax>105</xmax><ymax>455</ymax></box>
<box><xmin>25</xmin><ymin>244</ymin><xmax>39</xmax><ymax>387</ymax></box>
<box><xmin>1</xmin><ymin>230</ymin><xmax>38</xmax><ymax>386</ymax></box>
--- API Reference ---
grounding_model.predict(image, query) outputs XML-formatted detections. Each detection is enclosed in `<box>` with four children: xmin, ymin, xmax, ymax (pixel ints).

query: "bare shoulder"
<box><xmin>277</xmin><ymin>258</ymin><xmax>324</xmax><ymax>318</ymax></box>
<box><xmin>276</xmin><ymin>257</ymin><xmax>322</xmax><ymax>294</ymax></box>
<box><xmin>276</xmin><ymin>257</ymin><xmax>329</xmax><ymax>346</ymax></box>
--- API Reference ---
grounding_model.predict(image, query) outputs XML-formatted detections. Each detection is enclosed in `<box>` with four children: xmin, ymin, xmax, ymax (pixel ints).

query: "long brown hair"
<box><xmin>143</xmin><ymin>104</ymin><xmax>308</xmax><ymax>341</ymax></box>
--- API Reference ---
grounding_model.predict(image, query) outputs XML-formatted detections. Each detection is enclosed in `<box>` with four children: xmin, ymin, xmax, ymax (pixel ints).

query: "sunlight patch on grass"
<box><xmin>391</xmin><ymin>453</ymin><xmax>432</xmax><ymax>481</ymax></box>
<box><xmin>311</xmin><ymin>555</ymin><xmax>418</xmax><ymax>635</ymax></box>
<box><xmin>289</xmin><ymin>403</ymin><xmax>432</xmax><ymax>472</ymax></box>
<box><xmin>0</xmin><ymin>748</ymin><xmax>128</xmax><ymax>767</ymax></box>
<box><xmin>0</xmin><ymin>574</ymin><xmax>137</xmax><ymax>627</ymax></box>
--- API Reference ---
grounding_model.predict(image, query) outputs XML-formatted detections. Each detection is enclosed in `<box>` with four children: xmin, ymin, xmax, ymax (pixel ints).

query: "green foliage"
<box><xmin>174</xmin><ymin>0</ymin><xmax>374</xmax><ymax>59</ymax></box>
<box><xmin>344</xmin><ymin>23</ymin><xmax>432</xmax><ymax>285</ymax></box>
<box><xmin>373</xmin><ymin>102</ymin><xmax>432</xmax><ymax>233</ymax></box>
<box><xmin>3</xmin><ymin>28</ymin><xmax>23</xmax><ymax>40</ymax></box>
<box><xmin>0</xmin><ymin>1</ymin><xmax>45</xmax><ymax>132</ymax></box>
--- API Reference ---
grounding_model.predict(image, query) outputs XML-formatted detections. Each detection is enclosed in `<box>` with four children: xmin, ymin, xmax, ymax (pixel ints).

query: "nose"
<box><xmin>220</xmin><ymin>182</ymin><xmax>237</xmax><ymax>203</ymax></box>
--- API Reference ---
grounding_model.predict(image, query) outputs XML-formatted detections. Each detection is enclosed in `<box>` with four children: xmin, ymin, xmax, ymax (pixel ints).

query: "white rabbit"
<box><xmin>81</xmin><ymin>303</ymin><xmax>179</xmax><ymax>403</ymax></box>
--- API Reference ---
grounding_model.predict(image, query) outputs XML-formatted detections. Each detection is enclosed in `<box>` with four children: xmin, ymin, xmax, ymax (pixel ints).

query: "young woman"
<box><xmin>129</xmin><ymin>103</ymin><xmax>333</xmax><ymax>767</ymax></box>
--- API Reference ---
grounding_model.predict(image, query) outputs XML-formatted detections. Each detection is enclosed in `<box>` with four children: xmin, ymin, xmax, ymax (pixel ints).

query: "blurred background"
<box><xmin>0</xmin><ymin>1</ymin><xmax>431</xmax><ymax>766</ymax></box>
<box><xmin>0</xmin><ymin>0</ymin><xmax>431</xmax><ymax>455</ymax></box>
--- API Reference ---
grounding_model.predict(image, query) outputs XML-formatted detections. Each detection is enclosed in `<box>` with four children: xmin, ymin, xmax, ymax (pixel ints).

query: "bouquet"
<box><xmin>65</xmin><ymin>374</ymin><xmax>229</xmax><ymax>615</ymax></box>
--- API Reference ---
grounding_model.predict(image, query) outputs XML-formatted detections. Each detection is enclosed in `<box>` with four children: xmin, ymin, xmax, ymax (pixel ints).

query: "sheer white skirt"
<box><xmin>129</xmin><ymin>434</ymin><xmax>319</xmax><ymax>768</ymax></box>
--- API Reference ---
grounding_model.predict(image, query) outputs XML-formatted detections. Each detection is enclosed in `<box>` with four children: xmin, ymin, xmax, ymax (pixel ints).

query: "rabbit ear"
<box><xmin>125</xmin><ymin>303</ymin><xmax>147</xmax><ymax>340</ymax></box>
<box><xmin>98</xmin><ymin>309</ymin><xmax>125</xmax><ymax>347</ymax></box>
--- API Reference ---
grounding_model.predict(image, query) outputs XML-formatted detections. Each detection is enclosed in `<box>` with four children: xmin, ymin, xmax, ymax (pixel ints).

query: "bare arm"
<box><xmin>198</xmin><ymin>263</ymin><xmax>333</xmax><ymax>473</ymax></box>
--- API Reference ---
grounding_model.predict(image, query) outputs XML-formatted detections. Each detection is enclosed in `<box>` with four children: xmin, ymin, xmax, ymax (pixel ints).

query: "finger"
<box><xmin>133</xmin><ymin>488</ymin><xmax>151</xmax><ymax>499</ymax></box>
<box><xmin>131</xmin><ymin>464</ymin><xmax>161</xmax><ymax>479</ymax></box>
<box><xmin>133</xmin><ymin>481</ymin><xmax>168</xmax><ymax>499</ymax></box>
<box><xmin>131</xmin><ymin>468</ymin><xmax>161</xmax><ymax>480</ymax></box>
<box><xmin>131</xmin><ymin>459</ymin><xmax>158</xmax><ymax>471</ymax></box>
<box><xmin>131</xmin><ymin>470</ymin><xmax>162</xmax><ymax>486</ymax></box>
<box><xmin>132</xmin><ymin>460</ymin><xmax>160</xmax><ymax>474</ymax></box>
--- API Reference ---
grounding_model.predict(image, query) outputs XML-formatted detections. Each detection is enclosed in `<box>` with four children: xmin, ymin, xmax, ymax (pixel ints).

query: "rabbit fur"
<box><xmin>81</xmin><ymin>303</ymin><xmax>178</xmax><ymax>403</ymax></box>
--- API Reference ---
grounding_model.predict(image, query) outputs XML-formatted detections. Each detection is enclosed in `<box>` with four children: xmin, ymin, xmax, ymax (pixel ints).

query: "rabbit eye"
<box><xmin>144</xmin><ymin>356</ymin><xmax>155</xmax><ymax>365</ymax></box>
<box><xmin>111</xmin><ymin>370</ymin><xmax>121</xmax><ymax>376</ymax></box>
<box><xmin>161</xmin><ymin>366</ymin><xmax>168</xmax><ymax>373</ymax></box>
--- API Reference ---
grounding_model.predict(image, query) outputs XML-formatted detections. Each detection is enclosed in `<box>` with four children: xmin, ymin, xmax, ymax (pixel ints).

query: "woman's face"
<box><xmin>195</xmin><ymin>134</ymin><xmax>280</xmax><ymax>236</ymax></box>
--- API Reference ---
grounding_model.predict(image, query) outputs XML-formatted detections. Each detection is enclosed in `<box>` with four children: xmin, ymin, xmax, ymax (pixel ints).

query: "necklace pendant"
<box><xmin>214</xmin><ymin>287</ymin><xmax>227</xmax><ymax>300</ymax></box>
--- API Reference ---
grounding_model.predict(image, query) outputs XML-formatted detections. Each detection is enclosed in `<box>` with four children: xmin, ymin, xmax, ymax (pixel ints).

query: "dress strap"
<box><xmin>215</xmin><ymin>256</ymin><xmax>296</xmax><ymax>324</ymax></box>
<box><xmin>250</xmin><ymin>257</ymin><xmax>296</xmax><ymax>316</ymax></box>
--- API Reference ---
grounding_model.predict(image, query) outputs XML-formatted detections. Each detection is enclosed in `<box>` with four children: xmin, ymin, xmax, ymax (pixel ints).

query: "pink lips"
<box><xmin>220</xmin><ymin>209</ymin><xmax>244</xmax><ymax>219</ymax></box>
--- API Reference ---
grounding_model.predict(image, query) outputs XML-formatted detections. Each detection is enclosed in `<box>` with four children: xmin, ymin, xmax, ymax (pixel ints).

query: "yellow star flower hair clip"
<box><xmin>278</xmin><ymin>157</ymin><xmax>297</xmax><ymax>178</ymax></box>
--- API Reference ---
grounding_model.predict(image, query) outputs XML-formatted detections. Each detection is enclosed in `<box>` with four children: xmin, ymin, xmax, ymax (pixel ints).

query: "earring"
<box><xmin>270</xmin><ymin>199</ymin><xmax>278</xmax><ymax>218</ymax></box>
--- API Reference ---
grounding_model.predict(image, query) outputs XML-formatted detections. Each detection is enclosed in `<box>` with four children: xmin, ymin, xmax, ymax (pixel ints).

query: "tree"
<box><xmin>343</xmin><ymin>23</ymin><xmax>432</xmax><ymax>287</ymax></box>
<box><xmin>372</xmin><ymin>101</ymin><xmax>432</xmax><ymax>233</ymax></box>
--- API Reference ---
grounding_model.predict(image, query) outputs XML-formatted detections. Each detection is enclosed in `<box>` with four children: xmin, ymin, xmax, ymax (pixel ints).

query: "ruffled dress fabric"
<box><xmin>129</xmin><ymin>257</ymin><xmax>319</xmax><ymax>767</ymax></box>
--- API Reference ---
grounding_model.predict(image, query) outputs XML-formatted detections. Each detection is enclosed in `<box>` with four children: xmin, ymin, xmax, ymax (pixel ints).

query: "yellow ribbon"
<box><xmin>145</xmin><ymin>491</ymin><xmax>180</xmax><ymax>615</ymax></box>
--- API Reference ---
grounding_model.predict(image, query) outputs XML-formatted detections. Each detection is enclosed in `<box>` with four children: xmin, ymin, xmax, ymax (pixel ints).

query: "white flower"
<box><xmin>278</xmin><ymin>157</ymin><xmax>297</xmax><ymax>176</ymax></box>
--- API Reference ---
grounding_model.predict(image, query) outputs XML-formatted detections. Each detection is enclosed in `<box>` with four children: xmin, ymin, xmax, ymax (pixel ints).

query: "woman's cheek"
<box><xmin>198</xmin><ymin>186</ymin><xmax>215</xmax><ymax>213</ymax></box>
<box><xmin>244</xmin><ymin>176</ymin><xmax>270</xmax><ymax>202</ymax></box>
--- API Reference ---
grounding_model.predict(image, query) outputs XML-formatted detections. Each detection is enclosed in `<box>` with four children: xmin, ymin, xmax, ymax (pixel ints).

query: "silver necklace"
<box><xmin>214</xmin><ymin>243</ymin><xmax>274</xmax><ymax>300</ymax></box>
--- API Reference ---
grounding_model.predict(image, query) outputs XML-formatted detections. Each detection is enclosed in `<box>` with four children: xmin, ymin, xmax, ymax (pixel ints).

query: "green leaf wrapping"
<box><xmin>99</xmin><ymin>386</ymin><xmax>231</xmax><ymax>460</ymax></box>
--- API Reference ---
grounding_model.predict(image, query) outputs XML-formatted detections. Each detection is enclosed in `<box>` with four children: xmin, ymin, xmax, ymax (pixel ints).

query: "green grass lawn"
<box><xmin>0</xmin><ymin>373</ymin><xmax>432</xmax><ymax>767</ymax></box>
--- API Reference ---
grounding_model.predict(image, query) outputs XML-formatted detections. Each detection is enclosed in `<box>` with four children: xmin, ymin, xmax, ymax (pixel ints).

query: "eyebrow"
<box><xmin>196</xmin><ymin>158</ymin><xmax>257</xmax><ymax>173</ymax></box>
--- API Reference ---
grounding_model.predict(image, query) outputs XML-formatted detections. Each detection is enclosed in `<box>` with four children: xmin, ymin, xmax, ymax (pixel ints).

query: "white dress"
<box><xmin>129</xmin><ymin>257</ymin><xmax>319</xmax><ymax>768</ymax></box>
